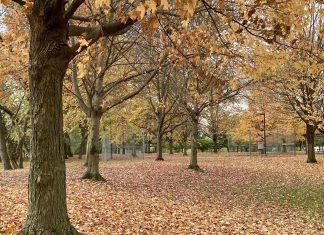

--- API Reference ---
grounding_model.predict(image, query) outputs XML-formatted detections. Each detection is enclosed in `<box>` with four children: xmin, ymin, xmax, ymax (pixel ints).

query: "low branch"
<box><xmin>103</xmin><ymin>68</ymin><xmax>155</xmax><ymax>95</ymax></box>
<box><xmin>70</xmin><ymin>15</ymin><xmax>97</xmax><ymax>22</ymax></box>
<box><xmin>64</xmin><ymin>0</ymin><xmax>85</xmax><ymax>22</ymax></box>
<box><xmin>70</xmin><ymin>60</ymin><xmax>90</xmax><ymax>116</ymax></box>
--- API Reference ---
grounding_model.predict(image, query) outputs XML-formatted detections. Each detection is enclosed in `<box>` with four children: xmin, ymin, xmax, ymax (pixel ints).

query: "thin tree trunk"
<box><xmin>213</xmin><ymin>134</ymin><xmax>218</xmax><ymax>153</ymax></box>
<box><xmin>78</xmin><ymin>134</ymin><xmax>87</xmax><ymax>159</ymax></box>
<box><xmin>168</xmin><ymin>136</ymin><xmax>173</xmax><ymax>154</ymax></box>
<box><xmin>18</xmin><ymin>151</ymin><xmax>24</xmax><ymax>169</ymax></box>
<box><xmin>122</xmin><ymin>142</ymin><xmax>125</xmax><ymax>154</ymax></box>
<box><xmin>182</xmin><ymin>133</ymin><xmax>188</xmax><ymax>156</ymax></box>
<box><xmin>0</xmin><ymin>113</ymin><xmax>12</xmax><ymax>170</ymax></box>
<box><xmin>156</xmin><ymin>128</ymin><xmax>164</xmax><ymax>161</ymax></box>
<box><xmin>146</xmin><ymin>140</ymin><xmax>151</xmax><ymax>153</ymax></box>
<box><xmin>82</xmin><ymin>114</ymin><xmax>104</xmax><ymax>180</ymax></box>
<box><xmin>306</xmin><ymin>123</ymin><xmax>317</xmax><ymax>163</ymax></box>
<box><xmin>78</xmin><ymin>121</ymin><xmax>88</xmax><ymax>159</ymax></box>
<box><xmin>23</xmin><ymin>13</ymin><xmax>79</xmax><ymax>234</ymax></box>
<box><xmin>17</xmin><ymin>116</ymin><xmax>29</xmax><ymax>169</ymax></box>
<box><xmin>189</xmin><ymin>119</ymin><xmax>200</xmax><ymax>170</ymax></box>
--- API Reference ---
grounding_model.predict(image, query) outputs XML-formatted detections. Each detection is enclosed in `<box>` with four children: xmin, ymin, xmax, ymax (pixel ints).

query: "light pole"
<box><xmin>257</xmin><ymin>112</ymin><xmax>266</xmax><ymax>155</ymax></box>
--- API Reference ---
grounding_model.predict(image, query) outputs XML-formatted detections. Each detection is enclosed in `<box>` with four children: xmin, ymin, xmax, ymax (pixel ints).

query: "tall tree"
<box><xmin>253</xmin><ymin>1</ymin><xmax>323</xmax><ymax>162</ymax></box>
<box><xmin>1</xmin><ymin>0</ymin><xmax>138</xmax><ymax>233</ymax></box>
<box><xmin>1</xmin><ymin>0</ymin><xmax>311</xmax><ymax>232</ymax></box>
<box><xmin>174</xmin><ymin>63</ymin><xmax>244</xmax><ymax>170</ymax></box>
<box><xmin>146</xmin><ymin>69</ymin><xmax>184</xmax><ymax>161</ymax></box>
<box><xmin>69</xmin><ymin>36</ymin><xmax>160</xmax><ymax>179</ymax></box>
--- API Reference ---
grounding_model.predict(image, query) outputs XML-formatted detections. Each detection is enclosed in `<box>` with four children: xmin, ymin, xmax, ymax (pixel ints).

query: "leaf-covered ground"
<box><xmin>0</xmin><ymin>153</ymin><xmax>323</xmax><ymax>234</ymax></box>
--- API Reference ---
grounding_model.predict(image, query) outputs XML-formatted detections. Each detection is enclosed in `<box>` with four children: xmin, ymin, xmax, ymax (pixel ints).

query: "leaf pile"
<box><xmin>0</xmin><ymin>154</ymin><xmax>323</xmax><ymax>234</ymax></box>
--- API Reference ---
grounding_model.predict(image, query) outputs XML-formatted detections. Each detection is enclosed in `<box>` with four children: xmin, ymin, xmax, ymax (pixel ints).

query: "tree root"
<box><xmin>81</xmin><ymin>171</ymin><xmax>105</xmax><ymax>181</ymax></box>
<box><xmin>188</xmin><ymin>164</ymin><xmax>203</xmax><ymax>172</ymax></box>
<box><xmin>155</xmin><ymin>157</ymin><xmax>164</xmax><ymax>161</ymax></box>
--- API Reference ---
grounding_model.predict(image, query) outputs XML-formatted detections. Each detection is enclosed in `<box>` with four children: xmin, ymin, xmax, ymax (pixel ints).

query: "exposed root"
<box><xmin>155</xmin><ymin>157</ymin><xmax>164</xmax><ymax>161</ymax></box>
<box><xmin>81</xmin><ymin>171</ymin><xmax>105</xmax><ymax>181</ymax></box>
<box><xmin>188</xmin><ymin>164</ymin><xmax>203</xmax><ymax>172</ymax></box>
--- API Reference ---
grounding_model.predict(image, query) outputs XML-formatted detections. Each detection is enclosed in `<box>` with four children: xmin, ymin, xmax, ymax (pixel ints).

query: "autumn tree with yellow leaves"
<box><xmin>0</xmin><ymin>0</ymin><xmax>321</xmax><ymax>233</ymax></box>
<box><xmin>252</xmin><ymin>1</ymin><xmax>323</xmax><ymax>162</ymax></box>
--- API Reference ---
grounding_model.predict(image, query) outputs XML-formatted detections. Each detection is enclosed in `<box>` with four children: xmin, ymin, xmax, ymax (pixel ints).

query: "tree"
<box><xmin>69</xmin><ymin>35</ymin><xmax>161</xmax><ymax>179</ymax></box>
<box><xmin>145</xmin><ymin>68</ymin><xmax>184</xmax><ymax>160</ymax></box>
<box><xmin>202</xmin><ymin>103</ymin><xmax>236</xmax><ymax>153</ymax></box>
<box><xmin>1</xmin><ymin>0</ymin><xmax>313</xmax><ymax>232</ymax></box>
<box><xmin>174</xmin><ymin>62</ymin><xmax>244</xmax><ymax>170</ymax></box>
<box><xmin>252</xmin><ymin>1</ymin><xmax>323</xmax><ymax>162</ymax></box>
<box><xmin>229</xmin><ymin>86</ymin><xmax>305</xmax><ymax>153</ymax></box>
<box><xmin>1</xmin><ymin>0</ymin><xmax>138</xmax><ymax>232</ymax></box>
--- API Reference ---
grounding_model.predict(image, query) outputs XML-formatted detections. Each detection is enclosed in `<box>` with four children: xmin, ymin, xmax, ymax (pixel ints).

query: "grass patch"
<box><xmin>278</xmin><ymin>184</ymin><xmax>324</xmax><ymax>214</ymax></box>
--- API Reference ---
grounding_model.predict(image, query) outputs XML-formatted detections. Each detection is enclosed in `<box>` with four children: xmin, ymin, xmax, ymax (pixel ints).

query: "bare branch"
<box><xmin>68</xmin><ymin>18</ymin><xmax>136</xmax><ymax>59</ymax></box>
<box><xmin>103</xmin><ymin>68</ymin><xmax>155</xmax><ymax>94</ymax></box>
<box><xmin>64</xmin><ymin>0</ymin><xmax>85</xmax><ymax>22</ymax></box>
<box><xmin>102</xmin><ymin>69</ymin><xmax>159</xmax><ymax>112</ymax></box>
<box><xmin>70</xmin><ymin>60</ymin><xmax>90</xmax><ymax>116</ymax></box>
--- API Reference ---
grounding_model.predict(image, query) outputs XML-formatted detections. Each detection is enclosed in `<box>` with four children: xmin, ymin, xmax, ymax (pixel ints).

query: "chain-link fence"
<box><xmin>227</xmin><ymin>130</ymin><xmax>297</xmax><ymax>155</ymax></box>
<box><xmin>101</xmin><ymin>136</ymin><xmax>145</xmax><ymax>160</ymax></box>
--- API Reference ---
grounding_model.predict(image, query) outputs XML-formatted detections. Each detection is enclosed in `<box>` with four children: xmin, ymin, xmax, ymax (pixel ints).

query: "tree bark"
<box><xmin>23</xmin><ymin>11</ymin><xmax>79</xmax><ymax>234</ymax></box>
<box><xmin>182</xmin><ymin>131</ymin><xmax>188</xmax><ymax>156</ymax></box>
<box><xmin>212</xmin><ymin>134</ymin><xmax>218</xmax><ymax>153</ymax></box>
<box><xmin>168</xmin><ymin>136</ymin><xmax>173</xmax><ymax>154</ymax></box>
<box><xmin>122</xmin><ymin>142</ymin><xmax>126</xmax><ymax>154</ymax></box>
<box><xmin>78</xmin><ymin>125</ymin><xmax>88</xmax><ymax>159</ymax></box>
<box><xmin>64</xmin><ymin>133</ymin><xmax>73</xmax><ymax>159</ymax></box>
<box><xmin>0</xmin><ymin>113</ymin><xmax>13</xmax><ymax>170</ymax></box>
<box><xmin>306</xmin><ymin>123</ymin><xmax>317</xmax><ymax>163</ymax></box>
<box><xmin>156</xmin><ymin>128</ymin><xmax>164</xmax><ymax>161</ymax></box>
<box><xmin>189</xmin><ymin>118</ymin><xmax>200</xmax><ymax>170</ymax></box>
<box><xmin>82</xmin><ymin>113</ymin><xmax>104</xmax><ymax>180</ymax></box>
<box><xmin>78</xmin><ymin>134</ymin><xmax>87</xmax><ymax>159</ymax></box>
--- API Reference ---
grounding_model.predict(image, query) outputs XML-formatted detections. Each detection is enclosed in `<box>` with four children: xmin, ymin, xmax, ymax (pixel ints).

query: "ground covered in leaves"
<box><xmin>1</xmin><ymin>153</ymin><xmax>323</xmax><ymax>234</ymax></box>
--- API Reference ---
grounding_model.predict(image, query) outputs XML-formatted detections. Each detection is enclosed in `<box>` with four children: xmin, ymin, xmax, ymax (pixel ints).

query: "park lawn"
<box><xmin>0</xmin><ymin>153</ymin><xmax>323</xmax><ymax>234</ymax></box>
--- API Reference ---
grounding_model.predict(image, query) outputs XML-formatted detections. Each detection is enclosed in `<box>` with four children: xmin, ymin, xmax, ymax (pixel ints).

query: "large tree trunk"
<box><xmin>305</xmin><ymin>123</ymin><xmax>317</xmax><ymax>163</ymax></box>
<box><xmin>23</xmin><ymin>12</ymin><xmax>79</xmax><ymax>234</ymax></box>
<box><xmin>189</xmin><ymin>118</ymin><xmax>200</xmax><ymax>170</ymax></box>
<box><xmin>82</xmin><ymin>113</ymin><xmax>104</xmax><ymax>180</ymax></box>
<box><xmin>0</xmin><ymin>113</ymin><xmax>12</xmax><ymax>170</ymax></box>
<box><xmin>212</xmin><ymin>134</ymin><xmax>218</xmax><ymax>153</ymax></box>
<box><xmin>156</xmin><ymin>128</ymin><xmax>164</xmax><ymax>161</ymax></box>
